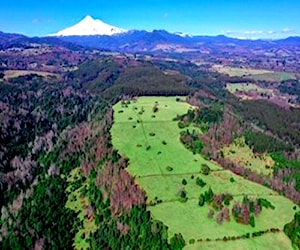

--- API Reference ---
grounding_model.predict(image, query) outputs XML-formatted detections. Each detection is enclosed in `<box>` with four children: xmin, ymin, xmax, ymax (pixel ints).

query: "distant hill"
<box><xmin>51</xmin><ymin>29</ymin><xmax>300</xmax><ymax>53</ymax></box>
<box><xmin>0</xmin><ymin>31</ymin><xmax>83</xmax><ymax>51</ymax></box>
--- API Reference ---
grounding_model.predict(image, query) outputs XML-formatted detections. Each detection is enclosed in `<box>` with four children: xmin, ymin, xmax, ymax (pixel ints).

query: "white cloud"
<box><xmin>243</xmin><ymin>30</ymin><xmax>264</xmax><ymax>35</ymax></box>
<box><xmin>267</xmin><ymin>30</ymin><xmax>276</xmax><ymax>34</ymax></box>
<box><xmin>282</xmin><ymin>27</ymin><xmax>293</xmax><ymax>33</ymax></box>
<box><xmin>223</xmin><ymin>28</ymin><xmax>297</xmax><ymax>39</ymax></box>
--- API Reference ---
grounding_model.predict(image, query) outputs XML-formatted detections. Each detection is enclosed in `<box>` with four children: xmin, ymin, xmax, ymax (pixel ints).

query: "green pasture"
<box><xmin>226</xmin><ymin>83</ymin><xmax>271</xmax><ymax>95</ymax></box>
<box><xmin>213</xmin><ymin>65</ymin><xmax>296</xmax><ymax>82</ymax></box>
<box><xmin>111</xmin><ymin>96</ymin><xmax>295</xmax><ymax>249</ymax></box>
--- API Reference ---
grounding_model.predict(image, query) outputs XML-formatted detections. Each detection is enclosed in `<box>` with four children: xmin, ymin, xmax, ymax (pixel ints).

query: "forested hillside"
<box><xmin>1</xmin><ymin>49</ymin><xmax>300</xmax><ymax>249</ymax></box>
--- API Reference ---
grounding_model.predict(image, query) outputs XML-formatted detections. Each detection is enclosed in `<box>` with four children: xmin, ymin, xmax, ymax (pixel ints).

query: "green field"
<box><xmin>226</xmin><ymin>83</ymin><xmax>271</xmax><ymax>95</ymax></box>
<box><xmin>111</xmin><ymin>97</ymin><xmax>295</xmax><ymax>249</ymax></box>
<box><xmin>213</xmin><ymin>65</ymin><xmax>296</xmax><ymax>82</ymax></box>
<box><xmin>222</xmin><ymin>138</ymin><xmax>274</xmax><ymax>176</ymax></box>
<box><xmin>66</xmin><ymin>168</ymin><xmax>97</xmax><ymax>250</ymax></box>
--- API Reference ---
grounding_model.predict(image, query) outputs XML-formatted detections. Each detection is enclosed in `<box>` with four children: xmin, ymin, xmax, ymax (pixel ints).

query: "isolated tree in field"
<box><xmin>201</xmin><ymin>164</ymin><xmax>211</xmax><ymax>175</ymax></box>
<box><xmin>196</xmin><ymin>177</ymin><xmax>206</xmax><ymax>187</ymax></box>
<box><xmin>249</xmin><ymin>215</ymin><xmax>255</xmax><ymax>227</ymax></box>
<box><xmin>177</xmin><ymin>187</ymin><xmax>188</xmax><ymax>202</ymax></box>
<box><xmin>152</xmin><ymin>104</ymin><xmax>159</xmax><ymax>113</ymax></box>
<box><xmin>198</xmin><ymin>194</ymin><xmax>205</xmax><ymax>206</ymax></box>
<box><xmin>170</xmin><ymin>233</ymin><xmax>186</xmax><ymax>250</ymax></box>
<box><xmin>204</xmin><ymin>187</ymin><xmax>214</xmax><ymax>203</ymax></box>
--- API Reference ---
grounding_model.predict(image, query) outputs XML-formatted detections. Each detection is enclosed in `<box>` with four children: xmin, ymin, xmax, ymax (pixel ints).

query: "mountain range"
<box><xmin>46</xmin><ymin>16</ymin><xmax>300</xmax><ymax>53</ymax></box>
<box><xmin>1</xmin><ymin>16</ymin><xmax>299</xmax><ymax>55</ymax></box>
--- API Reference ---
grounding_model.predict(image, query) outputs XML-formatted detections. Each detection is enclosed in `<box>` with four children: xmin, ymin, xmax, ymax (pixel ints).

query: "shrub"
<box><xmin>170</xmin><ymin>233</ymin><xmax>186</xmax><ymax>250</ymax></box>
<box><xmin>189</xmin><ymin>239</ymin><xmax>195</xmax><ymax>244</ymax></box>
<box><xmin>204</xmin><ymin>187</ymin><xmax>214</xmax><ymax>203</ymax></box>
<box><xmin>178</xmin><ymin>188</ymin><xmax>188</xmax><ymax>202</ymax></box>
<box><xmin>196</xmin><ymin>177</ymin><xmax>206</xmax><ymax>187</ymax></box>
<box><xmin>182</xmin><ymin>179</ymin><xmax>187</xmax><ymax>185</ymax></box>
<box><xmin>166</xmin><ymin>166</ymin><xmax>173</xmax><ymax>171</ymax></box>
<box><xmin>198</xmin><ymin>194</ymin><xmax>205</xmax><ymax>207</ymax></box>
<box><xmin>229</xmin><ymin>177</ymin><xmax>235</xmax><ymax>183</ymax></box>
<box><xmin>249</xmin><ymin>215</ymin><xmax>255</xmax><ymax>227</ymax></box>
<box><xmin>223</xmin><ymin>193</ymin><xmax>233</xmax><ymax>206</ymax></box>
<box><xmin>178</xmin><ymin>121</ymin><xmax>186</xmax><ymax>129</ymax></box>
<box><xmin>152</xmin><ymin>104</ymin><xmax>159</xmax><ymax>113</ymax></box>
<box><xmin>207</xmin><ymin>209</ymin><xmax>214</xmax><ymax>218</ymax></box>
<box><xmin>201</xmin><ymin>164</ymin><xmax>211</xmax><ymax>175</ymax></box>
<box><xmin>258</xmin><ymin>198</ymin><xmax>275</xmax><ymax>210</ymax></box>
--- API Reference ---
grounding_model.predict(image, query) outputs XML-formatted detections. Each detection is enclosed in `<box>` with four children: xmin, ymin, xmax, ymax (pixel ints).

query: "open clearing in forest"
<box><xmin>213</xmin><ymin>65</ymin><xmax>296</xmax><ymax>82</ymax></box>
<box><xmin>221</xmin><ymin>138</ymin><xmax>274</xmax><ymax>176</ymax></box>
<box><xmin>4</xmin><ymin>70</ymin><xmax>58</xmax><ymax>80</ymax></box>
<box><xmin>111</xmin><ymin>97</ymin><xmax>295</xmax><ymax>249</ymax></box>
<box><xmin>226</xmin><ymin>83</ymin><xmax>271</xmax><ymax>95</ymax></box>
<box><xmin>66</xmin><ymin>168</ymin><xmax>97</xmax><ymax>250</ymax></box>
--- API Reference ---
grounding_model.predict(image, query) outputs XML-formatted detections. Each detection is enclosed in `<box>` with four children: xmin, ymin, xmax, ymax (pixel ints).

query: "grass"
<box><xmin>111</xmin><ymin>97</ymin><xmax>295</xmax><ymax>249</ymax></box>
<box><xmin>213</xmin><ymin>65</ymin><xmax>272</xmax><ymax>77</ymax></box>
<box><xmin>251</xmin><ymin>72</ymin><xmax>297</xmax><ymax>82</ymax></box>
<box><xmin>213</xmin><ymin>65</ymin><xmax>296</xmax><ymax>82</ymax></box>
<box><xmin>66</xmin><ymin>167</ymin><xmax>97</xmax><ymax>250</ymax></box>
<box><xmin>226</xmin><ymin>83</ymin><xmax>271</xmax><ymax>95</ymax></box>
<box><xmin>4</xmin><ymin>70</ymin><xmax>58</xmax><ymax>80</ymax></box>
<box><xmin>221</xmin><ymin>137</ymin><xmax>274</xmax><ymax>176</ymax></box>
<box><xmin>185</xmin><ymin>232</ymin><xmax>292</xmax><ymax>250</ymax></box>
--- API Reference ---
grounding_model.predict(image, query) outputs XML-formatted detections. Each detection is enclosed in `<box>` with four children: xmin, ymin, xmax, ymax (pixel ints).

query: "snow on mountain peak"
<box><xmin>49</xmin><ymin>15</ymin><xmax>127</xmax><ymax>36</ymax></box>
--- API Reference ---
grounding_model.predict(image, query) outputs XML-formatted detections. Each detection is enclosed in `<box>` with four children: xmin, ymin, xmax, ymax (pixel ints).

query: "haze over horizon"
<box><xmin>0</xmin><ymin>0</ymin><xmax>300</xmax><ymax>39</ymax></box>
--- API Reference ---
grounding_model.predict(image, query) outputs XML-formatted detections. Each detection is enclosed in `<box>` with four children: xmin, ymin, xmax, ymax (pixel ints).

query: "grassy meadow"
<box><xmin>66</xmin><ymin>168</ymin><xmax>97</xmax><ymax>250</ymax></box>
<box><xmin>226</xmin><ymin>83</ymin><xmax>271</xmax><ymax>95</ymax></box>
<box><xmin>111</xmin><ymin>97</ymin><xmax>295</xmax><ymax>249</ymax></box>
<box><xmin>4</xmin><ymin>70</ymin><xmax>58</xmax><ymax>80</ymax></box>
<box><xmin>213</xmin><ymin>65</ymin><xmax>296</xmax><ymax>82</ymax></box>
<box><xmin>221</xmin><ymin>138</ymin><xmax>274</xmax><ymax>176</ymax></box>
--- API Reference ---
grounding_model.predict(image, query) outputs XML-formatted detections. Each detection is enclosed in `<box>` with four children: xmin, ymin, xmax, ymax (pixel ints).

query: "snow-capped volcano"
<box><xmin>49</xmin><ymin>15</ymin><xmax>127</xmax><ymax>36</ymax></box>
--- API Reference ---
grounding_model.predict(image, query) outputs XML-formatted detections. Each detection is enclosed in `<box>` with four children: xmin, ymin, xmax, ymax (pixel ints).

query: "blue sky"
<box><xmin>0</xmin><ymin>0</ymin><xmax>299</xmax><ymax>38</ymax></box>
